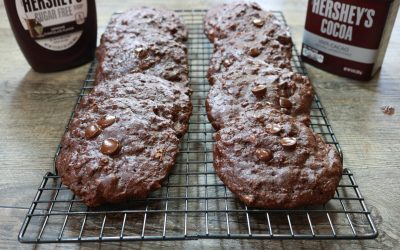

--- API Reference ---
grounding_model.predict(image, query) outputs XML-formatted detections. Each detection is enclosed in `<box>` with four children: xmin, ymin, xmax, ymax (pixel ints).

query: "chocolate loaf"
<box><xmin>205</xmin><ymin>2</ymin><xmax>342</xmax><ymax>208</ymax></box>
<box><xmin>214</xmin><ymin>107</ymin><xmax>343</xmax><ymax>208</ymax></box>
<box><xmin>85</xmin><ymin>73</ymin><xmax>192</xmax><ymax>137</ymax></box>
<box><xmin>56</xmin><ymin>8</ymin><xmax>191</xmax><ymax>207</ymax></box>
<box><xmin>95</xmin><ymin>8</ymin><xmax>188</xmax><ymax>84</ymax></box>
<box><xmin>204</xmin><ymin>2</ymin><xmax>290</xmax><ymax>44</ymax></box>
<box><xmin>205</xmin><ymin>2</ymin><xmax>311</xmax><ymax>127</ymax></box>
<box><xmin>56</xmin><ymin>85</ymin><xmax>181</xmax><ymax>207</ymax></box>
<box><xmin>207</xmin><ymin>38</ymin><xmax>292</xmax><ymax>84</ymax></box>
<box><xmin>206</xmin><ymin>59</ymin><xmax>313</xmax><ymax>130</ymax></box>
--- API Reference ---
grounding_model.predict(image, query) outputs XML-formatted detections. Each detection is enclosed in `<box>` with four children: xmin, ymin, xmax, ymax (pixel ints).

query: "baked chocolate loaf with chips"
<box><xmin>56</xmin><ymin>8</ymin><xmax>191</xmax><ymax>207</ymax></box>
<box><xmin>204</xmin><ymin>2</ymin><xmax>342</xmax><ymax>208</ymax></box>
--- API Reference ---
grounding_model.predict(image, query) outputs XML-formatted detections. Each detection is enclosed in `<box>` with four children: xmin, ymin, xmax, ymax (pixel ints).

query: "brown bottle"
<box><xmin>4</xmin><ymin>0</ymin><xmax>97</xmax><ymax>72</ymax></box>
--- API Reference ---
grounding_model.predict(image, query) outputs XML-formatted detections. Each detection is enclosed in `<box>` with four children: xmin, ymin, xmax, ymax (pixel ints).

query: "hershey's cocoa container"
<box><xmin>301</xmin><ymin>0</ymin><xmax>399</xmax><ymax>81</ymax></box>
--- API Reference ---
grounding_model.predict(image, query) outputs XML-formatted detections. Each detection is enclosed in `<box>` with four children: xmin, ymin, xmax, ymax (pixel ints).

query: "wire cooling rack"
<box><xmin>18</xmin><ymin>10</ymin><xmax>378</xmax><ymax>243</ymax></box>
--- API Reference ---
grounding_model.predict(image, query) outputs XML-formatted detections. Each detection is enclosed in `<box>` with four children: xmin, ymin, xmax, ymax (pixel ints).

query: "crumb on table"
<box><xmin>381</xmin><ymin>105</ymin><xmax>395</xmax><ymax>115</ymax></box>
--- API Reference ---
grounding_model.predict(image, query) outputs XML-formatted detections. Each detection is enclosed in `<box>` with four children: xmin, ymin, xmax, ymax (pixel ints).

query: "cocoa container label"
<box><xmin>301</xmin><ymin>0</ymin><xmax>395</xmax><ymax>80</ymax></box>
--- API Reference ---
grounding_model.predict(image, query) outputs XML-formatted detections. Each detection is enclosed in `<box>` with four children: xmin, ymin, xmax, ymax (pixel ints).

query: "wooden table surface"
<box><xmin>0</xmin><ymin>0</ymin><xmax>399</xmax><ymax>249</ymax></box>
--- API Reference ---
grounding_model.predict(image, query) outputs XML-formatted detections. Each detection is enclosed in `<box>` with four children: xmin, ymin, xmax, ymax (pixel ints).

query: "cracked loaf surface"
<box><xmin>205</xmin><ymin>2</ymin><xmax>342</xmax><ymax>208</ymax></box>
<box><xmin>56</xmin><ymin>8</ymin><xmax>191</xmax><ymax>207</ymax></box>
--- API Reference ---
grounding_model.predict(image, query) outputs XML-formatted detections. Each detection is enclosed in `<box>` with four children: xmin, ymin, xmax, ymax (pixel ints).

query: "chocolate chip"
<box><xmin>271</xmin><ymin>43</ymin><xmax>280</xmax><ymax>49</ymax></box>
<box><xmin>279</xmin><ymin>97</ymin><xmax>292</xmax><ymax>108</ymax></box>
<box><xmin>237</xmin><ymin>9</ymin><xmax>246</xmax><ymax>17</ymax></box>
<box><xmin>281</xmin><ymin>108</ymin><xmax>290</xmax><ymax>114</ymax></box>
<box><xmin>241</xmin><ymin>101</ymin><xmax>249</xmax><ymax>107</ymax></box>
<box><xmin>278</xmin><ymin>80</ymin><xmax>288</xmax><ymax>88</ymax></box>
<box><xmin>266</xmin><ymin>124</ymin><xmax>281</xmax><ymax>134</ymax></box>
<box><xmin>72</xmin><ymin>129</ymin><xmax>80</xmax><ymax>137</ymax></box>
<box><xmin>248</xmin><ymin>135</ymin><xmax>257</xmax><ymax>143</ymax></box>
<box><xmin>163</xmin><ymin>70</ymin><xmax>181</xmax><ymax>81</ymax></box>
<box><xmin>100</xmin><ymin>157</ymin><xmax>109</xmax><ymax>166</ymax></box>
<box><xmin>229</xmin><ymin>23</ymin><xmax>237</xmax><ymax>31</ymax></box>
<box><xmin>261</xmin><ymin>37</ymin><xmax>270</xmax><ymax>45</ymax></box>
<box><xmin>250</xmin><ymin>2</ymin><xmax>262</xmax><ymax>10</ymax></box>
<box><xmin>154</xmin><ymin>149</ymin><xmax>164</xmax><ymax>160</ymax></box>
<box><xmin>100</xmin><ymin>138</ymin><xmax>121</xmax><ymax>155</ymax></box>
<box><xmin>253</xmin><ymin>114</ymin><xmax>264</xmax><ymax>123</ymax></box>
<box><xmin>254</xmin><ymin>102</ymin><xmax>264</xmax><ymax>110</ymax></box>
<box><xmin>292</xmin><ymin>73</ymin><xmax>304</xmax><ymax>82</ymax></box>
<box><xmin>249</xmin><ymin>47</ymin><xmax>261</xmax><ymax>57</ymax></box>
<box><xmin>268</xmin><ymin>29</ymin><xmax>276</xmax><ymax>36</ymax></box>
<box><xmin>280</xmin><ymin>137</ymin><xmax>297</xmax><ymax>148</ymax></box>
<box><xmin>381</xmin><ymin>105</ymin><xmax>395</xmax><ymax>115</ymax></box>
<box><xmin>139</xmin><ymin>61</ymin><xmax>153</xmax><ymax>70</ymax></box>
<box><xmin>278</xmin><ymin>84</ymin><xmax>295</xmax><ymax>97</ymax></box>
<box><xmin>255</xmin><ymin>149</ymin><xmax>273</xmax><ymax>162</ymax></box>
<box><xmin>223</xmin><ymin>58</ymin><xmax>233</xmax><ymax>67</ymax></box>
<box><xmin>169</xmin><ymin>27</ymin><xmax>178</xmax><ymax>35</ymax></box>
<box><xmin>252</xmin><ymin>18</ymin><xmax>264</xmax><ymax>27</ymax></box>
<box><xmin>277</xmin><ymin>35</ymin><xmax>291</xmax><ymax>45</ymax></box>
<box><xmin>97</xmin><ymin>115</ymin><xmax>116</xmax><ymax>128</ymax></box>
<box><xmin>85</xmin><ymin>124</ymin><xmax>102</xmax><ymax>139</ymax></box>
<box><xmin>251</xmin><ymin>67</ymin><xmax>260</xmax><ymax>74</ymax></box>
<box><xmin>135</xmin><ymin>47</ymin><xmax>147</xmax><ymax>59</ymax></box>
<box><xmin>251</xmin><ymin>85</ymin><xmax>267</xmax><ymax>98</ymax></box>
<box><xmin>280</xmin><ymin>62</ymin><xmax>291</xmax><ymax>69</ymax></box>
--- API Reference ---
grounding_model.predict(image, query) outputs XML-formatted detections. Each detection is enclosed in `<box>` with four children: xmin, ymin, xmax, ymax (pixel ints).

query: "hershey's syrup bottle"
<box><xmin>4</xmin><ymin>0</ymin><xmax>97</xmax><ymax>72</ymax></box>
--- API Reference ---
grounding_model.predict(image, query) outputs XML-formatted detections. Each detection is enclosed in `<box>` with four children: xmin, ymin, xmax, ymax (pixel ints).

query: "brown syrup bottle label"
<box><xmin>16</xmin><ymin>0</ymin><xmax>88</xmax><ymax>51</ymax></box>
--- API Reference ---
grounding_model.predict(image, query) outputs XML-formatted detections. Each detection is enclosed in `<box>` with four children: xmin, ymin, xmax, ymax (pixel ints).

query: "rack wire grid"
<box><xmin>18</xmin><ymin>10</ymin><xmax>378</xmax><ymax>243</ymax></box>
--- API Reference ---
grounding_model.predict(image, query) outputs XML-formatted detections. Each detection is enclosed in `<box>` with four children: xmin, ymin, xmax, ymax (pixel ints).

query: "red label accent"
<box><xmin>304</xmin><ymin>0</ymin><xmax>391</xmax><ymax>49</ymax></box>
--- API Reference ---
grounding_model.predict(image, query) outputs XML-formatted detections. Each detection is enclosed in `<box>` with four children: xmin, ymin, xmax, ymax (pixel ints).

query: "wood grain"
<box><xmin>0</xmin><ymin>0</ymin><xmax>399</xmax><ymax>249</ymax></box>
